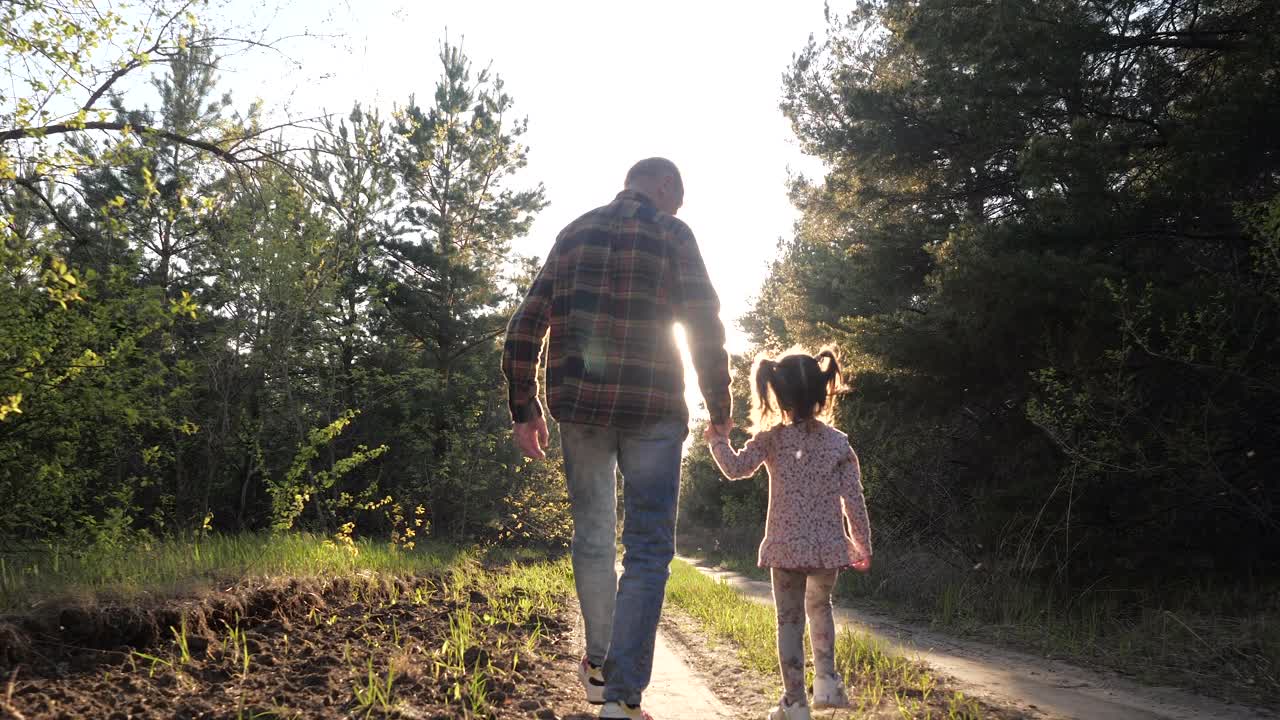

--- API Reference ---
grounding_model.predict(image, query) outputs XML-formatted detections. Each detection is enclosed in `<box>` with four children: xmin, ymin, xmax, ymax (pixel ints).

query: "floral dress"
<box><xmin>709</xmin><ymin>419</ymin><xmax>872</xmax><ymax>569</ymax></box>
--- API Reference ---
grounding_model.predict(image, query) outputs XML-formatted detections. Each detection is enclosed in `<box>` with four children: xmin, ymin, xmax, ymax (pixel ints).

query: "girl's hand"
<box><xmin>852</xmin><ymin>556</ymin><xmax>871</xmax><ymax>573</ymax></box>
<box><xmin>702</xmin><ymin>424</ymin><xmax>725</xmax><ymax>443</ymax></box>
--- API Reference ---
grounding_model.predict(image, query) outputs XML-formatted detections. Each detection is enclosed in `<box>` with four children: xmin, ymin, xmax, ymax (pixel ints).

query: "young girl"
<box><xmin>704</xmin><ymin>348</ymin><xmax>872</xmax><ymax>720</ymax></box>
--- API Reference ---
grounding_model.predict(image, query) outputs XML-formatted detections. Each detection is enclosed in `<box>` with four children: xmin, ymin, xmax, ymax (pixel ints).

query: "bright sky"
<box><xmin>219</xmin><ymin>0</ymin><xmax>835</xmax><ymax>415</ymax></box>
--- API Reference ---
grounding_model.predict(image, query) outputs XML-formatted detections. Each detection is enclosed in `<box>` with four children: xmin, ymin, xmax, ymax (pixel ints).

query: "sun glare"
<box><xmin>673</xmin><ymin>323</ymin><xmax>709</xmax><ymax>423</ymax></box>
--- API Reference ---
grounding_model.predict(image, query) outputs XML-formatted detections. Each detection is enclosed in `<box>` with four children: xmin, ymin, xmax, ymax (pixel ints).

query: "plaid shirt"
<box><xmin>502</xmin><ymin>189</ymin><xmax>732</xmax><ymax>428</ymax></box>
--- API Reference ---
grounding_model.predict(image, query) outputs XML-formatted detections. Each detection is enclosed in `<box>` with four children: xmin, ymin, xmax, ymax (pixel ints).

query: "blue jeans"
<box><xmin>560</xmin><ymin>417</ymin><xmax>688</xmax><ymax>707</ymax></box>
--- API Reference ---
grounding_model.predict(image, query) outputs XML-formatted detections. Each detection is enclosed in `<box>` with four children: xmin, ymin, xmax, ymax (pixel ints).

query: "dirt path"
<box><xmin>644</xmin><ymin>627</ymin><xmax>738</xmax><ymax>719</ymax></box>
<box><xmin>684</xmin><ymin>557</ymin><xmax>1276</xmax><ymax>720</ymax></box>
<box><xmin>563</xmin><ymin>605</ymin><xmax>737</xmax><ymax>719</ymax></box>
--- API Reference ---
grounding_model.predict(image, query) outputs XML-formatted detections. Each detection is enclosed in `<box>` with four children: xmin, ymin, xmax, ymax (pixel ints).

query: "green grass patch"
<box><xmin>0</xmin><ymin>532</ymin><xmax>467</xmax><ymax>611</ymax></box>
<box><xmin>487</xmin><ymin>552</ymin><xmax>575</xmax><ymax>602</ymax></box>
<box><xmin>665</xmin><ymin>559</ymin><xmax>986</xmax><ymax>718</ymax></box>
<box><xmin>666</xmin><ymin>556</ymin><xmax>780</xmax><ymax>675</ymax></box>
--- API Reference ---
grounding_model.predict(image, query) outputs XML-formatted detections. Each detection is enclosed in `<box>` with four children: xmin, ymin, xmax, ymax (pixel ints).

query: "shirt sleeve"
<box><xmin>709</xmin><ymin>433</ymin><xmax>769</xmax><ymax>480</ymax></box>
<box><xmin>502</xmin><ymin>245</ymin><xmax>556</xmax><ymax>423</ymax></box>
<box><xmin>669</xmin><ymin>222</ymin><xmax>732</xmax><ymax>425</ymax></box>
<box><xmin>838</xmin><ymin>444</ymin><xmax>873</xmax><ymax>560</ymax></box>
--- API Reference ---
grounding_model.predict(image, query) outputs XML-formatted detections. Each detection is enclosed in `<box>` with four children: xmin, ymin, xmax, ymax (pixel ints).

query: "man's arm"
<box><xmin>670</xmin><ymin>223</ymin><xmax>732</xmax><ymax>425</ymax></box>
<box><xmin>502</xmin><ymin>246</ymin><xmax>556</xmax><ymax>425</ymax></box>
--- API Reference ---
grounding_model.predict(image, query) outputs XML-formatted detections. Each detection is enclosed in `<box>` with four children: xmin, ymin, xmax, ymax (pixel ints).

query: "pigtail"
<box><xmin>751</xmin><ymin>347</ymin><xmax>846</xmax><ymax>432</ymax></box>
<box><xmin>816</xmin><ymin>346</ymin><xmax>844</xmax><ymax>397</ymax></box>
<box><xmin>755</xmin><ymin>359</ymin><xmax>776</xmax><ymax>417</ymax></box>
<box><xmin>750</xmin><ymin>356</ymin><xmax>780</xmax><ymax>434</ymax></box>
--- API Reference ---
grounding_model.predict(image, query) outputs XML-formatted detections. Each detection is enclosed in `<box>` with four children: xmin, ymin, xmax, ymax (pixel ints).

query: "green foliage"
<box><xmin>357</xmin><ymin>41</ymin><xmax>549</xmax><ymax>541</ymax></box>
<box><xmin>1</xmin><ymin>10</ymin><xmax>567</xmax><ymax>551</ymax></box>
<box><xmin>694</xmin><ymin>0</ymin><xmax>1280</xmax><ymax>593</ymax></box>
<box><xmin>0</xmin><ymin>262</ymin><xmax>192</xmax><ymax>545</ymax></box>
<box><xmin>267</xmin><ymin>410</ymin><xmax>388</xmax><ymax>531</ymax></box>
<box><xmin>1245</xmin><ymin>194</ymin><xmax>1280</xmax><ymax>302</ymax></box>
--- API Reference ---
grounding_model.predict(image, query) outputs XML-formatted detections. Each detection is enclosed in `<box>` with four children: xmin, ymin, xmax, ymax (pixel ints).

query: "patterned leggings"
<box><xmin>771</xmin><ymin>568</ymin><xmax>839</xmax><ymax>706</ymax></box>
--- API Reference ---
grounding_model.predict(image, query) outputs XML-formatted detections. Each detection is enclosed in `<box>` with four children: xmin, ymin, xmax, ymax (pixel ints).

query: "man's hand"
<box><xmin>852</xmin><ymin>556</ymin><xmax>872</xmax><ymax>573</ymax></box>
<box><xmin>702</xmin><ymin>419</ymin><xmax>732</xmax><ymax>444</ymax></box>
<box><xmin>513</xmin><ymin>416</ymin><xmax>550</xmax><ymax>460</ymax></box>
<box><xmin>701</xmin><ymin>423</ymin><xmax>722</xmax><ymax>443</ymax></box>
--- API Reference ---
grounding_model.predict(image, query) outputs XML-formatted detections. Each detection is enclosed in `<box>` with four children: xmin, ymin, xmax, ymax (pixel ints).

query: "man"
<box><xmin>502</xmin><ymin>158</ymin><xmax>732</xmax><ymax>720</ymax></box>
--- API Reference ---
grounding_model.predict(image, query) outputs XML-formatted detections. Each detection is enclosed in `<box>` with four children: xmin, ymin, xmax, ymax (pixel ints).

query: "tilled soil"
<box><xmin>0</xmin><ymin>573</ymin><xmax>590</xmax><ymax>719</ymax></box>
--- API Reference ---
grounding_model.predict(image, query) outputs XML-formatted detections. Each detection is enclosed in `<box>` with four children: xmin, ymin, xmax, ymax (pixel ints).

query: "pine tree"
<box><xmin>741</xmin><ymin>0</ymin><xmax>1280</xmax><ymax>579</ymax></box>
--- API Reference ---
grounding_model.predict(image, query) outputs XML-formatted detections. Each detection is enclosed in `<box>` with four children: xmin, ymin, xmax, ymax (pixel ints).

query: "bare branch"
<box><xmin>81</xmin><ymin>0</ymin><xmax>200</xmax><ymax>111</ymax></box>
<box><xmin>12</xmin><ymin>176</ymin><xmax>82</xmax><ymax>243</ymax></box>
<box><xmin>2</xmin><ymin>121</ymin><xmax>241</xmax><ymax>163</ymax></box>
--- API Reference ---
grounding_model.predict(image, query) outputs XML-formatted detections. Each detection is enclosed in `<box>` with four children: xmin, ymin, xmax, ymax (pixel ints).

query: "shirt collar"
<box><xmin>616</xmin><ymin>188</ymin><xmax>657</xmax><ymax>208</ymax></box>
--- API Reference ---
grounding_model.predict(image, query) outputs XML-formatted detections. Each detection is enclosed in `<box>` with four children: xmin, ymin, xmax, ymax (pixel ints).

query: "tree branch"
<box><xmin>1105</xmin><ymin>32</ymin><xmax>1247</xmax><ymax>51</ymax></box>
<box><xmin>82</xmin><ymin>58</ymin><xmax>145</xmax><ymax>112</ymax></box>
<box><xmin>445</xmin><ymin>325</ymin><xmax>506</xmax><ymax>364</ymax></box>
<box><xmin>1</xmin><ymin>121</ymin><xmax>243</xmax><ymax>164</ymax></box>
<box><xmin>12</xmin><ymin>177</ymin><xmax>82</xmax><ymax>242</ymax></box>
<box><xmin>81</xmin><ymin>0</ymin><xmax>195</xmax><ymax>114</ymax></box>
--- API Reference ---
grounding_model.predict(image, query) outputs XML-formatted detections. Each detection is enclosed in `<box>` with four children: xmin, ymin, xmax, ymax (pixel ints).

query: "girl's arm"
<box><xmin>708</xmin><ymin>433</ymin><xmax>769</xmax><ymax>480</ymax></box>
<box><xmin>839</xmin><ymin>446</ymin><xmax>873</xmax><ymax>560</ymax></box>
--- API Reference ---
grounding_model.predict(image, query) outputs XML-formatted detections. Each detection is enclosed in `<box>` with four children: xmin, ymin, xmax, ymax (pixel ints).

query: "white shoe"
<box><xmin>599</xmin><ymin>701</ymin><xmax>654</xmax><ymax>719</ymax></box>
<box><xmin>578</xmin><ymin>657</ymin><xmax>605</xmax><ymax>704</ymax></box>
<box><xmin>812</xmin><ymin>673</ymin><xmax>850</xmax><ymax>709</ymax></box>
<box><xmin>767</xmin><ymin>697</ymin><xmax>811</xmax><ymax>720</ymax></box>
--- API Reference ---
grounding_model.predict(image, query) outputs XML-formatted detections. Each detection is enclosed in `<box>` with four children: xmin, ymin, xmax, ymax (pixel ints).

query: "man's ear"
<box><xmin>662</xmin><ymin>175</ymin><xmax>682</xmax><ymax>206</ymax></box>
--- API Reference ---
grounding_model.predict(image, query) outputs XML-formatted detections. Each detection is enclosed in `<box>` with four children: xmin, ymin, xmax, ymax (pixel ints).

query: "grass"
<box><xmin>352</xmin><ymin>656</ymin><xmax>396</xmax><ymax>717</ymax></box>
<box><xmin>416</xmin><ymin>554</ymin><xmax>574</xmax><ymax>716</ymax></box>
<box><xmin>679</xmin><ymin>529</ymin><xmax>1280</xmax><ymax>706</ymax></box>
<box><xmin>665</xmin><ymin>556</ymin><xmax>781</xmax><ymax>675</ymax></box>
<box><xmin>665</xmin><ymin>558</ymin><xmax>986</xmax><ymax>718</ymax></box>
<box><xmin>0</xmin><ymin>532</ymin><xmax>467</xmax><ymax>611</ymax></box>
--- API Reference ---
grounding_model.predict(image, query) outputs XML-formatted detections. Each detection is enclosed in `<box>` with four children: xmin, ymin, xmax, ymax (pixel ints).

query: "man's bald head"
<box><xmin>624</xmin><ymin>157</ymin><xmax>684</xmax><ymax>216</ymax></box>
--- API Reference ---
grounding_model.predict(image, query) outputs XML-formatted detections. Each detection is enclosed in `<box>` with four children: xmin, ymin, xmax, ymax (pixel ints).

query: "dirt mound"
<box><xmin>0</xmin><ymin>576</ymin><xmax>340</xmax><ymax>668</ymax></box>
<box><xmin>0</xmin><ymin>572</ymin><xmax>578</xmax><ymax>718</ymax></box>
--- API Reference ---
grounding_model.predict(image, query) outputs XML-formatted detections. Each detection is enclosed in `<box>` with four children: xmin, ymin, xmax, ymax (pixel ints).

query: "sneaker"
<box><xmin>578</xmin><ymin>657</ymin><xmax>606</xmax><ymax>704</ymax></box>
<box><xmin>812</xmin><ymin>673</ymin><xmax>850</xmax><ymax>709</ymax></box>
<box><xmin>599</xmin><ymin>701</ymin><xmax>654</xmax><ymax>719</ymax></box>
<box><xmin>767</xmin><ymin>697</ymin><xmax>811</xmax><ymax>720</ymax></box>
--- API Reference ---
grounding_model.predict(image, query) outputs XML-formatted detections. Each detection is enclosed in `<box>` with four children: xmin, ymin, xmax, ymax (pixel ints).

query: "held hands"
<box><xmin>702</xmin><ymin>420</ymin><xmax>731</xmax><ymax>444</ymax></box>
<box><xmin>513</xmin><ymin>416</ymin><xmax>550</xmax><ymax>460</ymax></box>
